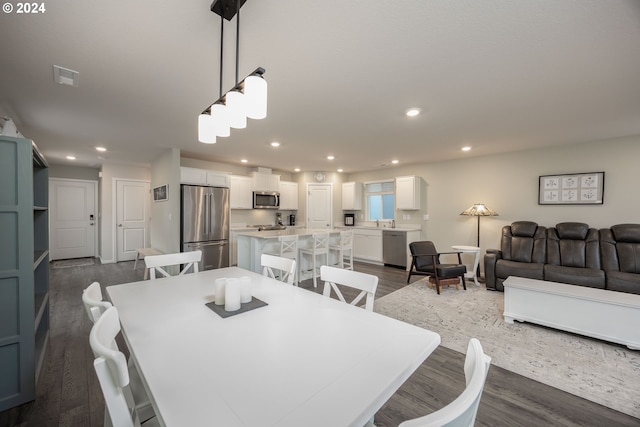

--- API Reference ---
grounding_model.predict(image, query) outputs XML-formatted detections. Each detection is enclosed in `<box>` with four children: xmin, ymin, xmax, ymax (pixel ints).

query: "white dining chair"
<box><xmin>90</xmin><ymin>306</ymin><xmax>161</xmax><ymax>427</ymax></box>
<box><xmin>261</xmin><ymin>253</ymin><xmax>297</xmax><ymax>285</ymax></box>
<box><xmin>329</xmin><ymin>230</ymin><xmax>354</xmax><ymax>270</ymax></box>
<box><xmin>144</xmin><ymin>250</ymin><xmax>202</xmax><ymax>279</ymax></box>
<box><xmin>299</xmin><ymin>232</ymin><xmax>329</xmax><ymax>287</ymax></box>
<box><xmin>399</xmin><ymin>338</ymin><xmax>491</xmax><ymax>427</ymax></box>
<box><xmin>82</xmin><ymin>282</ymin><xmax>155</xmax><ymax>424</ymax></box>
<box><xmin>264</xmin><ymin>235</ymin><xmax>298</xmax><ymax>280</ymax></box>
<box><xmin>320</xmin><ymin>265</ymin><xmax>379</xmax><ymax>311</ymax></box>
<box><xmin>82</xmin><ymin>281</ymin><xmax>112</xmax><ymax>323</ymax></box>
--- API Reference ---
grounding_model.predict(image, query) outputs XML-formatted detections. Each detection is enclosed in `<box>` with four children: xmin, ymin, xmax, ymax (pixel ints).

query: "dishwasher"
<box><xmin>383</xmin><ymin>230</ymin><xmax>407</xmax><ymax>268</ymax></box>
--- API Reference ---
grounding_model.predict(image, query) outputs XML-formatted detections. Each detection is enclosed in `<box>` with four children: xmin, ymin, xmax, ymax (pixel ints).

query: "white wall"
<box><xmin>348</xmin><ymin>135</ymin><xmax>640</xmax><ymax>268</ymax></box>
<box><xmin>99</xmin><ymin>163</ymin><xmax>150</xmax><ymax>263</ymax></box>
<box><xmin>151</xmin><ymin>149</ymin><xmax>181</xmax><ymax>253</ymax></box>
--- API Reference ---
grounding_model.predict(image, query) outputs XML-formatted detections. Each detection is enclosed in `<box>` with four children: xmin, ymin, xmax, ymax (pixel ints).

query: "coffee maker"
<box><xmin>276</xmin><ymin>212</ymin><xmax>283</xmax><ymax>226</ymax></box>
<box><xmin>289</xmin><ymin>214</ymin><xmax>296</xmax><ymax>226</ymax></box>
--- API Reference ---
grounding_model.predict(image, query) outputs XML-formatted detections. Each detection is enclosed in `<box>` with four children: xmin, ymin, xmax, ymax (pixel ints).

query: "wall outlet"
<box><xmin>423</xmin><ymin>214</ymin><xmax>429</xmax><ymax>220</ymax></box>
<box><xmin>406</xmin><ymin>214</ymin><xmax>411</xmax><ymax>220</ymax></box>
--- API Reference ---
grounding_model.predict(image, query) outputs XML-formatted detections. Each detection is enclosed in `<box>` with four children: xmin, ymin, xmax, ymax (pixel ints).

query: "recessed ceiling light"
<box><xmin>391</xmin><ymin>159</ymin><xmax>399</xmax><ymax>164</ymax></box>
<box><xmin>270</xmin><ymin>141</ymin><xmax>280</xmax><ymax>147</ymax></box>
<box><xmin>241</xmin><ymin>159</ymin><xmax>248</xmax><ymax>163</ymax></box>
<box><xmin>337</xmin><ymin>169</ymin><xmax>343</xmax><ymax>173</ymax></box>
<box><xmin>405</xmin><ymin>108</ymin><xmax>421</xmax><ymax>117</ymax></box>
<box><xmin>294</xmin><ymin>168</ymin><xmax>301</xmax><ymax>172</ymax></box>
<box><xmin>462</xmin><ymin>146</ymin><xmax>472</xmax><ymax>152</ymax></box>
<box><xmin>66</xmin><ymin>155</ymin><xmax>76</xmax><ymax>160</ymax></box>
<box><xmin>95</xmin><ymin>146</ymin><xmax>107</xmax><ymax>152</ymax></box>
<box><xmin>327</xmin><ymin>155</ymin><xmax>335</xmax><ymax>160</ymax></box>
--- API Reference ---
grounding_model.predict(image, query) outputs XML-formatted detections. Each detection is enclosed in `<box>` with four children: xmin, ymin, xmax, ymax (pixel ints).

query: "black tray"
<box><xmin>205</xmin><ymin>297</ymin><xmax>268</xmax><ymax>318</ymax></box>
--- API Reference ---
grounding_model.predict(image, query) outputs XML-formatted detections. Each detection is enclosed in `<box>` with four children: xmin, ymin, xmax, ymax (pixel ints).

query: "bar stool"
<box><xmin>329</xmin><ymin>230</ymin><xmax>354</xmax><ymax>270</ymax></box>
<box><xmin>264</xmin><ymin>234</ymin><xmax>299</xmax><ymax>284</ymax></box>
<box><xmin>298</xmin><ymin>232</ymin><xmax>329</xmax><ymax>287</ymax></box>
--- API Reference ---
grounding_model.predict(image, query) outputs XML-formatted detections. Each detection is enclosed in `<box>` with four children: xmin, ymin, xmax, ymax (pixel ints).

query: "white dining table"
<box><xmin>106</xmin><ymin>267</ymin><xmax>441</xmax><ymax>427</ymax></box>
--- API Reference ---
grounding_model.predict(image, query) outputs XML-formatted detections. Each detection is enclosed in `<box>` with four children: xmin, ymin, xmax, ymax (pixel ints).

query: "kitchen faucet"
<box><xmin>391</xmin><ymin>219</ymin><xmax>396</xmax><ymax>228</ymax></box>
<box><xmin>376</xmin><ymin>219</ymin><xmax>379</xmax><ymax>227</ymax></box>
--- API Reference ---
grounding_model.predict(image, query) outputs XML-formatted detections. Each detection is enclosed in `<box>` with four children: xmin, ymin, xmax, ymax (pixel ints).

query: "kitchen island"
<box><xmin>237</xmin><ymin>228</ymin><xmax>344</xmax><ymax>277</ymax></box>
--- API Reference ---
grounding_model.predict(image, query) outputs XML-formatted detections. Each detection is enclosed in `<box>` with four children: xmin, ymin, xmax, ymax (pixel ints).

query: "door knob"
<box><xmin>90</xmin><ymin>223</ymin><xmax>94</xmax><ymax>226</ymax></box>
<box><xmin>118</xmin><ymin>224</ymin><xmax>123</xmax><ymax>227</ymax></box>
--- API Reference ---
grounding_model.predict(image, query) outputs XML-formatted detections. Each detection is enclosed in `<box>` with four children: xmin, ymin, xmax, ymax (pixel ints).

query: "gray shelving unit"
<box><xmin>0</xmin><ymin>136</ymin><xmax>49</xmax><ymax>411</ymax></box>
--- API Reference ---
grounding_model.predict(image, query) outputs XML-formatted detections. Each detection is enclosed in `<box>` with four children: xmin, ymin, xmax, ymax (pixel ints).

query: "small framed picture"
<box><xmin>539</xmin><ymin>172</ymin><xmax>604</xmax><ymax>205</ymax></box>
<box><xmin>153</xmin><ymin>185</ymin><xmax>168</xmax><ymax>202</ymax></box>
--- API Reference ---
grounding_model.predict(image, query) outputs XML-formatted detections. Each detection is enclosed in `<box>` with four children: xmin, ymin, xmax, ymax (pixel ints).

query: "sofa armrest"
<box><xmin>484</xmin><ymin>251</ymin><xmax>502</xmax><ymax>290</ymax></box>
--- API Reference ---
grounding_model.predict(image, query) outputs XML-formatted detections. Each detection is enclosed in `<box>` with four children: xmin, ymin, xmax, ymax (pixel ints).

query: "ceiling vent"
<box><xmin>53</xmin><ymin>65</ymin><xmax>79</xmax><ymax>87</ymax></box>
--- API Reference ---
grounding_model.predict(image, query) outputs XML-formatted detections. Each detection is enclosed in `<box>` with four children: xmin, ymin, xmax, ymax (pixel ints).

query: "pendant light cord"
<box><xmin>219</xmin><ymin>15</ymin><xmax>224</xmax><ymax>98</ymax></box>
<box><xmin>235</xmin><ymin>1</ymin><xmax>240</xmax><ymax>85</ymax></box>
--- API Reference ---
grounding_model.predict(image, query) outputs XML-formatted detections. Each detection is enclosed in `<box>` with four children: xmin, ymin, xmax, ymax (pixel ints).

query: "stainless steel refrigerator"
<box><xmin>181</xmin><ymin>184</ymin><xmax>230</xmax><ymax>270</ymax></box>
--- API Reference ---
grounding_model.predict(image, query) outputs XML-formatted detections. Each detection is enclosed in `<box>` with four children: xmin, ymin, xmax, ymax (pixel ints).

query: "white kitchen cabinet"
<box><xmin>279</xmin><ymin>181</ymin><xmax>298</xmax><ymax>210</ymax></box>
<box><xmin>230</xmin><ymin>230</ymin><xmax>238</xmax><ymax>266</ymax></box>
<box><xmin>229</xmin><ymin>175</ymin><xmax>253</xmax><ymax>209</ymax></box>
<box><xmin>353</xmin><ymin>229</ymin><xmax>383</xmax><ymax>263</ymax></box>
<box><xmin>181</xmin><ymin>167</ymin><xmax>230</xmax><ymax>187</ymax></box>
<box><xmin>251</xmin><ymin>172</ymin><xmax>280</xmax><ymax>192</ymax></box>
<box><xmin>395</xmin><ymin>175</ymin><xmax>421</xmax><ymax>210</ymax></box>
<box><xmin>342</xmin><ymin>182</ymin><xmax>362</xmax><ymax>210</ymax></box>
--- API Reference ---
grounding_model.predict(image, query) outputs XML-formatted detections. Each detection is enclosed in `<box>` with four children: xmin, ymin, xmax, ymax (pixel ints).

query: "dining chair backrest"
<box><xmin>144</xmin><ymin>250</ymin><xmax>202</xmax><ymax>279</ymax></box>
<box><xmin>320</xmin><ymin>265</ymin><xmax>379</xmax><ymax>311</ymax></box>
<box><xmin>261</xmin><ymin>253</ymin><xmax>297</xmax><ymax>285</ymax></box>
<box><xmin>82</xmin><ymin>281</ymin><xmax>112</xmax><ymax>324</ymax></box>
<box><xmin>90</xmin><ymin>306</ymin><xmax>144</xmax><ymax>427</ymax></box>
<box><xmin>399</xmin><ymin>338</ymin><xmax>491</xmax><ymax>427</ymax></box>
<box><xmin>304</xmin><ymin>232</ymin><xmax>329</xmax><ymax>253</ymax></box>
<box><xmin>278</xmin><ymin>235</ymin><xmax>298</xmax><ymax>259</ymax></box>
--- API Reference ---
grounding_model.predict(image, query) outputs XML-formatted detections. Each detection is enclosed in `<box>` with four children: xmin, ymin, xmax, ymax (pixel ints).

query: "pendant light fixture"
<box><xmin>198</xmin><ymin>0</ymin><xmax>267</xmax><ymax>144</ymax></box>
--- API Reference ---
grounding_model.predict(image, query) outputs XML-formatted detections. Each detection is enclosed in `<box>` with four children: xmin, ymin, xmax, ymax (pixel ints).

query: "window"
<box><xmin>365</xmin><ymin>180</ymin><xmax>395</xmax><ymax>220</ymax></box>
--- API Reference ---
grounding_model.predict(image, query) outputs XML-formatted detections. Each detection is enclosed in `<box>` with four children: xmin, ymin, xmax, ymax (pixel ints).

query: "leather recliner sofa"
<box><xmin>485</xmin><ymin>221</ymin><xmax>640</xmax><ymax>295</ymax></box>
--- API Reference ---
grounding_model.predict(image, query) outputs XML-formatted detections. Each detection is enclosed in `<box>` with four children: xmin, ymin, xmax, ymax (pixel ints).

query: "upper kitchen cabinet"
<box><xmin>229</xmin><ymin>175</ymin><xmax>253</xmax><ymax>209</ymax></box>
<box><xmin>279</xmin><ymin>181</ymin><xmax>298</xmax><ymax>210</ymax></box>
<box><xmin>180</xmin><ymin>167</ymin><xmax>230</xmax><ymax>188</ymax></box>
<box><xmin>342</xmin><ymin>182</ymin><xmax>362</xmax><ymax>210</ymax></box>
<box><xmin>395</xmin><ymin>176</ymin><xmax>421</xmax><ymax>210</ymax></box>
<box><xmin>251</xmin><ymin>171</ymin><xmax>280</xmax><ymax>192</ymax></box>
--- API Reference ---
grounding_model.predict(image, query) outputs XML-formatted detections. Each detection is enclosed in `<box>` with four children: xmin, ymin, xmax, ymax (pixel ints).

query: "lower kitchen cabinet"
<box><xmin>353</xmin><ymin>229</ymin><xmax>383</xmax><ymax>263</ymax></box>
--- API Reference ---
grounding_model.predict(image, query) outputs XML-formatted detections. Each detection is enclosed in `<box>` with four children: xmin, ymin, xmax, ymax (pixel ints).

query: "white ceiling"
<box><xmin>1</xmin><ymin>0</ymin><xmax>639</xmax><ymax>173</ymax></box>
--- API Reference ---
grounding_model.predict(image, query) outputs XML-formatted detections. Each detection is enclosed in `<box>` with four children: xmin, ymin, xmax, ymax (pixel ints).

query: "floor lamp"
<box><xmin>460</xmin><ymin>203</ymin><xmax>499</xmax><ymax>279</ymax></box>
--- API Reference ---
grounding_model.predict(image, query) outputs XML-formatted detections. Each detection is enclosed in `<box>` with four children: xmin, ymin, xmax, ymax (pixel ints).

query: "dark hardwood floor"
<box><xmin>1</xmin><ymin>260</ymin><xmax>637</xmax><ymax>426</ymax></box>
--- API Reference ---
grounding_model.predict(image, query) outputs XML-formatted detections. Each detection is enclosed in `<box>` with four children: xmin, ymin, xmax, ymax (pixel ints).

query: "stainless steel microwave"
<box><xmin>253</xmin><ymin>191</ymin><xmax>280</xmax><ymax>209</ymax></box>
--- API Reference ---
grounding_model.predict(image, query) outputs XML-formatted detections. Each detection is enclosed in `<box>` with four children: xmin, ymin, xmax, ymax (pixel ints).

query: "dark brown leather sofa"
<box><xmin>484</xmin><ymin>221</ymin><xmax>640</xmax><ymax>295</ymax></box>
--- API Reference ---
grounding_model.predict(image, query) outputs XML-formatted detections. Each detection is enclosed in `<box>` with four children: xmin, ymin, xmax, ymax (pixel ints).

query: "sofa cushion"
<box><xmin>547</xmin><ymin>224</ymin><xmax>600</xmax><ymax>269</ymax></box>
<box><xmin>501</xmin><ymin>222</ymin><xmax>546</xmax><ymax>263</ymax></box>
<box><xmin>543</xmin><ymin>264</ymin><xmax>605</xmax><ymax>289</ymax></box>
<box><xmin>556</xmin><ymin>222</ymin><xmax>589</xmax><ymax>240</ymax></box>
<box><xmin>611</xmin><ymin>224</ymin><xmax>640</xmax><ymax>243</ymax></box>
<box><xmin>511</xmin><ymin>221</ymin><xmax>538</xmax><ymax>237</ymax></box>
<box><xmin>606</xmin><ymin>271</ymin><xmax>640</xmax><ymax>295</ymax></box>
<box><xmin>495</xmin><ymin>260</ymin><xmax>544</xmax><ymax>281</ymax></box>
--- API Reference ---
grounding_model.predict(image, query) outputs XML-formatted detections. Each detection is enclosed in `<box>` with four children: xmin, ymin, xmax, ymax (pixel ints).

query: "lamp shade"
<box><xmin>225</xmin><ymin>90</ymin><xmax>247</xmax><ymax>129</ymax></box>
<box><xmin>460</xmin><ymin>204</ymin><xmax>498</xmax><ymax>216</ymax></box>
<box><xmin>210</xmin><ymin>103</ymin><xmax>230</xmax><ymax>137</ymax></box>
<box><xmin>243</xmin><ymin>75</ymin><xmax>267</xmax><ymax>120</ymax></box>
<box><xmin>197</xmin><ymin>114</ymin><xmax>217</xmax><ymax>144</ymax></box>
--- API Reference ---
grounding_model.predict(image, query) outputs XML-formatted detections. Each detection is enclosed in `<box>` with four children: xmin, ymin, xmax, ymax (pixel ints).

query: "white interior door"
<box><xmin>306</xmin><ymin>184</ymin><xmax>333</xmax><ymax>229</ymax></box>
<box><xmin>116</xmin><ymin>179</ymin><xmax>150</xmax><ymax>261</ymax></box>
<box><xmin>49</xmin><ymin>178</ymin><xmax>97</xmax><ymax>260</ymax></box>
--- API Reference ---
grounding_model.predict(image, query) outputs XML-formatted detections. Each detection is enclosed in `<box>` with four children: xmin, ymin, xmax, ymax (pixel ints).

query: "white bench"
<box><xmin>503</xmin><ymin>276</ymin><xmax>640</xmax><ymax>350</ymax></box>
<box><xmin>133</xmin><ymin>248</ymin><xmax>163</xmax><ymax>280</ymax></box>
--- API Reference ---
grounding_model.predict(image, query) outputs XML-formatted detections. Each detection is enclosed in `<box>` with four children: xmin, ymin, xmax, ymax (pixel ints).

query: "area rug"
<box><xmin>375</xmin><ymin>279</ymin><xmax>640</xmax><ymax>418</ymax></box>
<box><xmin>51</xmin><ymin>257</ymin><xmax>95</xmax><ymax>269</ymax></box>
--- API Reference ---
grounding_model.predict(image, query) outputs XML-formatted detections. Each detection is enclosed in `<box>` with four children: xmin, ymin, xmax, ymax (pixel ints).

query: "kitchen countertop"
<box><xmin>235</xmin><ymin>228</ymin><xmax>344</xmax><ymax>239</ymax></box>
<box><xmin>338</xmin><ymin>225</ymin><xmax>422</xmax><ymax>232</ymax></box>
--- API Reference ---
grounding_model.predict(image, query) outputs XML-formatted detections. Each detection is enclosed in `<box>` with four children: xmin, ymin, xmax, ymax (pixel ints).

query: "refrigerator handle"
<box><xmin>208</xmin><ymin>193</ymin><xmax>213</xmax><ymax>239</ymax></box>
<box><xmin>204</xmin><ymin>193</ymin><xmax>209</xmax><ymax>235</ymax></box>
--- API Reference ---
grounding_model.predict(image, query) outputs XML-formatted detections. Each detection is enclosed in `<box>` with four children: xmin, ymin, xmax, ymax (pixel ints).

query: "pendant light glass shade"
<box><xmin>198</xmin><ymin>114</ymin><xmax>217</xmax><ymax>144</ymax></box>
<box><xmin>210</xmin><ymin>103</ymin><xmax>230</xmax><ymax>137</ymax></box>
<box><xmin>244</xmin><ymin>75</ymin><xmax>267</xmax><ymax>120</ymax></box>
<box><xmin>225</xmin><ymin>90</ymin><xmax>247</xmax><ymax>129</ymax></box>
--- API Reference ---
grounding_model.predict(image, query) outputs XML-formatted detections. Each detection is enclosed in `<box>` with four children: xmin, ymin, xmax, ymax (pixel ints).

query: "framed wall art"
<box><xmin>539</xmin><ymin>172</ymin><xmax>604</xmax><ymax>205</ymax></box>
<box><xmin>153</xmin><ymin>184</ymin><xmax>168</xmax><ymax>202</ymax></box>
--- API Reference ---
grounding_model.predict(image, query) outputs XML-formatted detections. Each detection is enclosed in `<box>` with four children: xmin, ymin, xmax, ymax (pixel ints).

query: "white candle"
<box><xmin>214</xmin><ymin>278</ymin><xmax>226</xmax><ymax>305</ymax></box>
<box><xmin>240</xmin><ymin>276</ymin><xmax>252</xmax><ymax>303</ymax></box>
<box><xmin>225</xmin><ymin>278</ymin><xmax>241</xmax><ymax>312</ymax></box>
